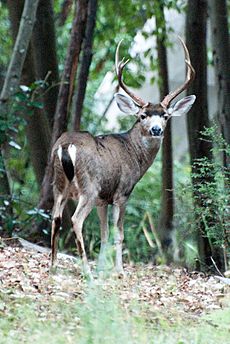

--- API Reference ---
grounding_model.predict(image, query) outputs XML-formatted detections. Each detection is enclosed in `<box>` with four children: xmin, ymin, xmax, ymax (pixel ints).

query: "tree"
<box><xmin>7</xmin><ymin>0</ymin><xmax>58</xmax><ymax>186</ymax></box>
<box><xmin>39</xmin><ymin>0</ymin><xmax>88</xmax><ymax>212</ymax></box>
<box><xmin>186</xmin><ymin>0</ymin><xmax>224</xmax><ymax>271</ymax></box>
<box><xmin>0</xmin><ymin>0</ymin><xmax>39</xmax><ymax>119</ymax></box>
<box><xmin>0</xmin><ymin>0</ymin><xmax>39</xmax><ymax>220</ymax></box>
<box><xmin>32</xmin><ymin>0</ymin><xmax>59</xmax><ymax>128</ymax></box>
<box><xmin>208</xmin><ymin>0</ymin><xmax>230</xmax><ymax>167</ymax></box>
<box><xmin>155</xmin><ymin>1</ymin><xmax>174</xmax><ymax>257</ymax></box>
<box><xmin>58</xmin><ymin>0</ymin><xmax>74</xmax><ymax>26</ymax></box>
<box><xmin>72</xmin><ymin>0</ymin><xmax>98</xmax><ymax>131</ymax></box>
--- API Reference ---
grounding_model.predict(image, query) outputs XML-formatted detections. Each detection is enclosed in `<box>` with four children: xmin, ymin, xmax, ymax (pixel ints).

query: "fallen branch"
<box><xmin>18</xmin><ymin>237</ymin><xmax>78</xmax><ymax>262</ymax></box>
<box><xmin>214</xmin><ymin>276</ymin><xmax>230</xmax><ymax>285</ymax></box>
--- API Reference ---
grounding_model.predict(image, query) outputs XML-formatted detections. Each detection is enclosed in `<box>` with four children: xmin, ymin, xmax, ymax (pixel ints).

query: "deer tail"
<box><xmin>57</xmin><ymin>144</ymin><xmax>76</xmax><ymax>182</ymax></box>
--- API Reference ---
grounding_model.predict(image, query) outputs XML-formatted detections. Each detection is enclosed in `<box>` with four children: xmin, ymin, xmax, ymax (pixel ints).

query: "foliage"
<box><xmin>174</xmin><ymin>125</ymin><xmax>230</xmax><ymax>268</ymax></box>
<box><xmin>125</xmin><ymin>158</ymin><xmax>162</xmax><ymax>262</ymax></box>
<box><xmin>193</xmin><ymin>126</ymin><xmax>229</xmax><ymax>248</ymax></box>
<box><xmin>0</xmin><ymin>82</ymin><xmax>49</xmax><ymax>235</ymax></box>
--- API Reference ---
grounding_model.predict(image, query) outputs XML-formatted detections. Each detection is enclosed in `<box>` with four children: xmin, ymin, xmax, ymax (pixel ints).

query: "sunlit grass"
<box><xmin>0</xmin><ymin>282</ymin><xmax>229</xmax><ymax>344</ymax></box>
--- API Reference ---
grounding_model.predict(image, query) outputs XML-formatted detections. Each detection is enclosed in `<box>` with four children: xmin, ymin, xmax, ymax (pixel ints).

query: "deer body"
<box><xmin>51</xmin><ymin>38</ymin><xmax>196</xmax><ymax>275</ymax></box>
<box><xmin>52</xmin><ymin>121</ymin><xmax>161</xmax><ymax>206</ymax></box>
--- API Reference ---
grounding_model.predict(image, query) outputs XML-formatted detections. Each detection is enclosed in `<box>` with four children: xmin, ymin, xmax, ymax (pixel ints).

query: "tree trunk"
<box><xmin>155</xmin><ymin>3</ymin><xmax>174</xmax><ymax>258</ymax></box>
<box><xmin>0</xmin><ymin>151</ymin><xmax>11</xmax><ymax>197</ymax></box>
<box><xmin>186</xmin><ymin>0</ymin><xmax>224</xmax><ymax>271</ymax></box>
<box><xmin>208</xmin><ymin>0</ymin><xmax>230</xmax><ymax>166</ymax></box>
<box><xmin>32</xmin><ymin>0</ymin><xmax>59</xmax><ymax>128</ymax></box>
<box><xmin>58</xmin><ymin>0</ymin><xmax>74</xmax><ymax>26</ymax></box>
<box><xmin>39</xmin><ymin>0</ymin><xmax>88</xmax><ymax>211</ymax></box>
<box><xmin>72</xmin><ymin>0</ymin><xmax>97</xmax><ymax>131</ymax></box>
<box><xmin>52</xmin><ymin>0</ymin><xmax>88</xmax><ymax>144</ymax></box>
<box><xmin>22</xmin><ymin>47</ymin><xmax>51</xmax><ymax>186</ymax></box>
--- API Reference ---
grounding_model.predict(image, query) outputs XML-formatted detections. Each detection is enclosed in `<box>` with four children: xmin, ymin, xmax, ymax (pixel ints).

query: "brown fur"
<box><xmin>51</xmin><ymin>104</ymin><xmax>166</xmax><ymax>274</ymax></box>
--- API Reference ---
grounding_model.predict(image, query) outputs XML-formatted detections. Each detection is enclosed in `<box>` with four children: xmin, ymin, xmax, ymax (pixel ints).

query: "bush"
<box><xmin>174</xmin><ymin>125</ymin><xmax>230</xmax><ymax>268</ymax></box>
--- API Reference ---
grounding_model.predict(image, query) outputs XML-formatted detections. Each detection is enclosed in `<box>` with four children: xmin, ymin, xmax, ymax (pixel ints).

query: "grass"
<box><xmin>0</xmin><ymin>282</ymin><xmax>229</xmax><ymax>344</ymax></box>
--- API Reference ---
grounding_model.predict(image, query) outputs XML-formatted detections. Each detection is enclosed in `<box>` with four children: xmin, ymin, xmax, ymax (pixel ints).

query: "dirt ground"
<box><xmin>0</xmin><ymin>238</ymin><xmax>229</xmax><ymax>322</ymax></box>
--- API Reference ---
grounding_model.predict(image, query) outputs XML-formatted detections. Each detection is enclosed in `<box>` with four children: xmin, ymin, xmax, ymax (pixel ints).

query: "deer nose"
<box><xmin>150</xmin><ymin>126</ymin><xmax>163</xmax><ymax>137</ymax></box>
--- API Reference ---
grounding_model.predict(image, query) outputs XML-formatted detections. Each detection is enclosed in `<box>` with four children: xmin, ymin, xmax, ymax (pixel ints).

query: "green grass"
<box><xmin>0</xmin><ymin>283</ymin><xmax>229</xmax><ymax>344</ymax></box>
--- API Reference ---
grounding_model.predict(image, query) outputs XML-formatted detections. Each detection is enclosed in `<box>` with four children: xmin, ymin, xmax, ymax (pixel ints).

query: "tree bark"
<box><xmin>58</xmin><ymin>0</ymin><xmax>74</xmax><ymax>26</ymax></box>
<box><xmin>208</xmin><ymin>0</ymin><xmax>230</xmax><ymax>166</ymax></box>
<box><xmin>22</xmin><ymin>48</ymin><xmax>51</xmax><ymax>186</ymax></box>
<box><xmin>39</xmin><ymin>0</ymin><xmax>88</xmax><ymax>211</ymax></box>
<box><xmin>186</xmin><ymin>0</ymin><xmax>224</xmax><ymax>271</ymax></box>
<box><xmin>32</xmin><ymin>0</ymin><xmax>59</xmax><ymax>128</ymax></box>
<box><xmin>72</xmin><ymin>0</ymin><xmax>97</xmax><ymax>131</ymax></box>
<box><xmin>155</xmin><ymin>3</ymin><xmax>174</xmax><ymax>257</ymax></box>
<box><xmin>52</xmin><ymin>0</ymin><xmax>88</xmax><ymax>144</ymax></box>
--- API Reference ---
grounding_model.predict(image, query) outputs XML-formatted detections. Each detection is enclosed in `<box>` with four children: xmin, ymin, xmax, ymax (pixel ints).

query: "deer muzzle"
<box><xmin>150</xmin><ymin>125</ymin><xmax>163</xmax><ymax>137</ymax></box>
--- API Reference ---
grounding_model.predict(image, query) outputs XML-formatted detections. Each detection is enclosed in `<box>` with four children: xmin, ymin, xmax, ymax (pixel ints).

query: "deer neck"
<box><xmin>127</xmin><ymin>121</ymin><xmax>162</xmax><ymax>175</ymax></box>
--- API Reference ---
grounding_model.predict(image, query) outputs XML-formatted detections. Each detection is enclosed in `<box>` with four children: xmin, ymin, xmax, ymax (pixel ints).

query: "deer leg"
<box><xmin>97</xmin><ymin>205</ymin><xmax>110</xmax><ymax>271</ymax></box>
<box><xmin>113</xmin><ymin>204</ymin><xmax>126</xmax><ymax>274</ymax></box>
<box><xmin>51</xmin><ymin>194</ymin><xmax>68</xmax><ymax>267</ymax></box>
<box><xmin>71</xmin><ymin>195</ymin><xmax>94</xmax><ymax>275</ymax></box>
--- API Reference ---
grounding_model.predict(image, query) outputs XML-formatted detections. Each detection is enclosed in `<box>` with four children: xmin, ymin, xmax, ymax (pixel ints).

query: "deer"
<box><xmin>50</xmin><ymin>37</ymin><xmax>196</xmax><ymax>276</ymax></box>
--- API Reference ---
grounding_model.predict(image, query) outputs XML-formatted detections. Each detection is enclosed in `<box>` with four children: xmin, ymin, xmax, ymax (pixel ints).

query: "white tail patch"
<box><xmin>57</xmin><ymin>145</ymin><xmax>62</xmax><ymax>162</ymax></box>
<box><xmin>68</xmin><ymin>144</ymin><xmax>77</xmax><ymax>166</ymax></box>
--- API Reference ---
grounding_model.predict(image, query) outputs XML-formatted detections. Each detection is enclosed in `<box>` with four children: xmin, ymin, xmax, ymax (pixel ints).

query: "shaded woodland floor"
<box><xmin>0</xmin><ymin>239</ymin><xmax>229</xmax><ymax>343</ymax></box>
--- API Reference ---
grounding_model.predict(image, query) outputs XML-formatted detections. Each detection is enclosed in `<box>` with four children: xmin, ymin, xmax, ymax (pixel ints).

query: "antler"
<box><xmin>161</xmin><ymin>36</ymin><xmax>195</xmax><ymax>108</ymax></box>
<box><xmin>115</xmin><ymin>40</ymin><xmax>148</xmax><ymax>107</ymax></box>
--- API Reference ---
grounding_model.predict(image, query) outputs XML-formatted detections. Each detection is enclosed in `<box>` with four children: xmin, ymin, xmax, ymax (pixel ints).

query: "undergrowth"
<box><xmin>0</xmin><ymin>282</ymin><xmax>229</xmax><ymax>344</ymax></box>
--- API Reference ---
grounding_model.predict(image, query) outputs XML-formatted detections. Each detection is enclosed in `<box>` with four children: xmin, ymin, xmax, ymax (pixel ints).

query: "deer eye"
<box><xmin>140</xmin><ymin>114</ymin><xmax>146</xmax><ymax>120</ymax></box>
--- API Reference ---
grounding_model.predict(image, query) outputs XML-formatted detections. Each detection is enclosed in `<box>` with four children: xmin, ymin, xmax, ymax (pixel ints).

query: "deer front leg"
<box><xmin>97</xmin><ymin>205</ymin><xmax>111</xmax><ymax>271</ymax></box>
<box><xmin>113</xmin><ymin>204</ymin><xmax>126</xmax><ymax>274</ymax></box>
<box><xmin>71</xmin><ymin>195</ymin><xmax>94</xmax><ymax>276</ymax></box>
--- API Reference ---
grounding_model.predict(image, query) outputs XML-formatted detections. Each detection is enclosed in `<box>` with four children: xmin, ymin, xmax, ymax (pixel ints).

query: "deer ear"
<box><xmin>114</xmin><ymin>93</ymin><xmax>140</xmax><ymax>115</ymax></box>
<box><xmin>168</xmin><ymin>95</ymin><xmax>196</xmax><ymax>116</ymax></box>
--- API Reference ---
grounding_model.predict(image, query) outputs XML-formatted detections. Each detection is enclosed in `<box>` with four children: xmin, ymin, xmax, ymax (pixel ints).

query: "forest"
<box><xmin>0</xmin><ymin>0</ymin><xmax>229</xmax><ymax>343</ymax></box>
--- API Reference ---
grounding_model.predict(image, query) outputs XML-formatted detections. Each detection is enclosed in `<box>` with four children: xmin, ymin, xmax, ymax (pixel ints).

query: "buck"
<box><xmin>50</xmin><ymin>37</ymin><xmax>196</xmax><ymax>275</ymax></box>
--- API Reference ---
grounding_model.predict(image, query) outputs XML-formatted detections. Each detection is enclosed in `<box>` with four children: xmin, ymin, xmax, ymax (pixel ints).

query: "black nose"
<box><xmin>150</xmin><ymin>126</ymin><xmax>163</xmax><ymax>137</ymax></box>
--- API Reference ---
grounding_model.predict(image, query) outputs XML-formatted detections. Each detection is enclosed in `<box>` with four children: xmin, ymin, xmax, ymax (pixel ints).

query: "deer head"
<box><xmin>114</xmin><ymin>37</ymin><xmax>196</xmax><ymax>138</ymax></box>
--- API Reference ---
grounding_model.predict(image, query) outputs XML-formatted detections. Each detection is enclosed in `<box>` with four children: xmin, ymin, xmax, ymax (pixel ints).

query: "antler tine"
<box><xmin>161</xmin><ymin>36</ymin><xmax>195</xmax><ymax>108</ymax></box>
<box><xmin>115</xmin><ymin>40</ymin><xmax>148</xmax><ymax>107</ymax></box>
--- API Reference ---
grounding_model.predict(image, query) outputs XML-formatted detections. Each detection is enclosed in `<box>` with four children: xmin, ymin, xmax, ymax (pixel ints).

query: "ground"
<box><xmin>0</xmin><ymin>238</ymin><xmax>229</xmax><ymax>344</ymax></box>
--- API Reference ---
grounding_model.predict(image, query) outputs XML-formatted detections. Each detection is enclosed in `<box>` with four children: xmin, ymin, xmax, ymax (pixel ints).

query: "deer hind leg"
<box><xmin>97</xmin><ymin>205</ymin><xmax>111</xmax><ymax>271</ymax></box>
<box><xmin>71</xmin><ymin>195</ymin><xmax>95</xmax><ymax>275</ymax></box>
<box><xmin>51</xmin><ymin>193</ymin><xmax>68</xmax><ymax>268</ymax></box>
<box><xmin>113</xmin><ymin>204</ymin><xmax>126</xmax><ymax>274</ymax></box>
